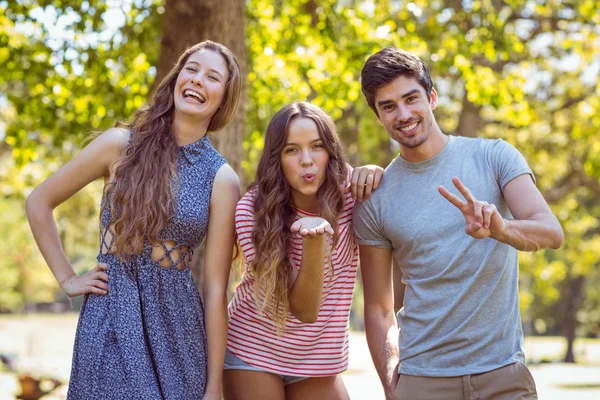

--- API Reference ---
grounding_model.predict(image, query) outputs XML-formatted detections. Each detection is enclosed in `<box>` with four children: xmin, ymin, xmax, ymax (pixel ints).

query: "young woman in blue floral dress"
<box><xmin>26</xmin><ymin>40</ymin><xmax>241</xmax><ymax>400</ymax></box>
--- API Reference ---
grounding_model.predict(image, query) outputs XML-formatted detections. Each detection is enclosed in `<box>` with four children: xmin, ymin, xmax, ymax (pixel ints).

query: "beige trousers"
<box><xmin>395</xmin><ymin>362</ymin><xmax>538</xmax><ymax>400</ymax></box>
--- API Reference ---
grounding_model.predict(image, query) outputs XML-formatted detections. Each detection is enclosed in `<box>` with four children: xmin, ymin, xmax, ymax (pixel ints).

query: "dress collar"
<box><xmin>180</xmin><ymin>135</ymin><xmax>210</xmax><ymax>165</ymax></box>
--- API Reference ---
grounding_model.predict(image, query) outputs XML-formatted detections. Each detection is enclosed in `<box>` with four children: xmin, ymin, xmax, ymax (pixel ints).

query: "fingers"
<box><xmin>481</xmin><ymin>201</ymin><xmax>492</xmax><ymax>229</ymax></box>
<box><xmin>482</xmin><ymin>202</ymin><xmax>498</xmax><ymax>230</ymax></box>
<box><xmin>362</xmin><ymin>173</ymin><xmax>375</xmax><ymax>201</ymax></box>
<box><xmin>350</xmin><ymin>166</ymin><xmax>383</xmax><ymax>201</ymax></box>
<box><xmin>350</xmin><ymin>169</ymin><xmax>360</xmax><ymax>201</ymax></box>
<box><xmin>452</xmin><ymin>176</ymin><xmax>476</xmax><ymax>203</ymax></box>
<box><xmin>373</xmin><ymin>168</ymin><xmax>383</xmax><ymax>190</ymax></box>
<box><xmin>85</xmin><ymin>274</ymin><xmax>109</xmax><ymax>294</ymax></box>
<box><xmin>88</xmin><ymin>263</ymin><xmax>109</xmax><ymax>295</ymax></box>
<box><xmin>473</xmin><ymin>200</ymin><xmax>484</xmax><ymax>225</ymax></box>
<box><xmin>94</xmin><ymin>263</ymin><xmax>108</xmax><ymax>273</ymax></box>
<box><xmin>91</xmin><ymin>280</ymin><xmax>109</xmax><ymax>291</ymax></box>
<box><xmin>437</xmin><ymin>185</ymin><xmax>465</xmax><ymax>209</ymax></box>
<box><xmin>299</xmin><ymin>225</ymin><xmax>326</xmax><ymax>237</ymax></box>
<box><xmin>351</xmin><ymin>168</ymin><xmax>377</xmax><ymax>202</ymax></box>
<box><xmin>295</xmin><ymin>218</ymin><xmax>333</xmax><ymax>237</ymax></box>
<box><xmin>290</xmin><ymin>220</ymin><xmax>303</xmax><ymax>233</ymax></box>
<box><xmin>92</xmin><ymin>270</ymin><xmax>108</xmax><ymax>281</ymax></box>
<box><xmin>465</xmin><ymin>221</ymin><xmax>483</xmax><ymax>236</ymax></box>
<box><xmin>88</xmin><ymin>286</ymin><xmax>108</xmax><ymax>295</ymax></box>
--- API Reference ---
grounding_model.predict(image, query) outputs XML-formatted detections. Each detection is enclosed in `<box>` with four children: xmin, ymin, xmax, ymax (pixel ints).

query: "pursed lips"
<box><xmin>301</xmin><ymin>171</ymin><xmax>316</xmax><ymax>181</ymax></box>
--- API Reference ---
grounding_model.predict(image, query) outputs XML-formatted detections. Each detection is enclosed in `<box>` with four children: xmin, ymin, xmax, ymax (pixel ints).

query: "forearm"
<box><xmin>202</xmin><ymin>290</ymin><xmax>228</xmax><ymax>396</ymax></box>
<box><xmin>289</xmin><ymin>236</ymin><xmax>326</xmax><ymax>322</ymax></box>
<box><xmin>26</xmin><ymin>195</ymin><xmax>76</xmax><ymax>288</ymax></box>
<box><xmin>493</xmin><ymin>214</ymin><xmax>564</xmax><ymax>252</ymax></box>
<box><xmin>365</xmin><ymin>309</ymin><xmax>399</xmax><ymax>398</ymax></box>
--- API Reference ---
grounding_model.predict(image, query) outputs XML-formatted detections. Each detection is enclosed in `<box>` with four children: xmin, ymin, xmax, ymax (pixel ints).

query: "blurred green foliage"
<box><xmin>1</xmin><ymin>1</ymin><xmax>599</xmax><ymax>352</ymax></box>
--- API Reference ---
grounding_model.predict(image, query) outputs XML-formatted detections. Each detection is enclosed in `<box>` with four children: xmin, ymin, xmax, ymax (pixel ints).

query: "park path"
<box><xmin>343</xmin><ymin>332</ymin><xmax>600</xmax><ymax>400</ymax></box>
<box><xmin>1</xmin><ymin>315</ymin><xmax>599</xmax><ymax>399</ymax></box>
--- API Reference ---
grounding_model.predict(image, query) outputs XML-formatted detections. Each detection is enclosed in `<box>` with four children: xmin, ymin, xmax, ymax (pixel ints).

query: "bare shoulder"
<box><xmin>214</xmin><ymin>163</ymin><xmax>241</xmax><ymax>189</ymax></box>
<box><xmin>210</xmin><ymin>163</ymin><xmax>240</xmax><ymax>207</ymax></box>
<box><xmin>96</xmin><ymin>127</ymin><xmax>130</xmax><ymax>152</ymax></box>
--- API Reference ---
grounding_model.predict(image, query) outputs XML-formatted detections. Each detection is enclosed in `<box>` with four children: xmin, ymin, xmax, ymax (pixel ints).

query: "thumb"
<box><xmin>291</xmin><ymin>220</ymin><xmax>303</xmax><ymax>233</ymax></box>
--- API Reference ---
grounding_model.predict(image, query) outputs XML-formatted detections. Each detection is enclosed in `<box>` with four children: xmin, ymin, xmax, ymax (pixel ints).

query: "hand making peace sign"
<box><xmin>438</xmin><ymin>177</ymin><xmax>506</xmax><ymax>240</ymax></box>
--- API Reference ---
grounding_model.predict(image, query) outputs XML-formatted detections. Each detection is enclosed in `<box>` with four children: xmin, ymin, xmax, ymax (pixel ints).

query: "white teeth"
<box><xmin>184</xmin><ymin>90</ymin><xmax>205</xmax><ymax>103</ymax></box>
<box><xmin>400</xmin><ymin>122</ymin><xmax>418</xmax><ymax>131</ymax></box>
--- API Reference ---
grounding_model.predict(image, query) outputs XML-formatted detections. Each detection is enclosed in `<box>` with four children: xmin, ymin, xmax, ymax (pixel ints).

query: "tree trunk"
<box><xmin>562</xmin><ymin>275</ymin><xmax>584</xmax><ymax>363</ymax></box>
<box><xmin>455</xmin><ymin>93</ymin><xmax>482</xmax><ymax>137</ymax></box>
<box><xmin>155</xmin><ymin>0</ymin><xmax>247</xmax><ymax>292</ymax></box>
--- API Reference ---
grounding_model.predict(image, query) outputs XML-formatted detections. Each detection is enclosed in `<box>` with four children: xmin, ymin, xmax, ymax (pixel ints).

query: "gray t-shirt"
<box><xmin>353</xmin><ymin>135</ymin><xmax>534</xmax><ymax>377</ymax></box>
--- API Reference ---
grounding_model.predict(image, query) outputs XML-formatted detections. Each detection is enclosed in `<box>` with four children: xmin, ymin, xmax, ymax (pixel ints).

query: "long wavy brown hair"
<box><xmin>251</xmin><ymin>102</ymin><xmax>347</xmax><ymax>330</ymax></box>
<box><xmin>103</xmin><ymin>40</ymin><xmax>241</xmax><ymax>257</ymax></box>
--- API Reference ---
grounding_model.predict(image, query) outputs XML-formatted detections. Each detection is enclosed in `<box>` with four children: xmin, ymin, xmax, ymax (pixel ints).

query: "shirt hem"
<box><xmin>398</xmin><ymin>357</ymin><xmax>524</xmax><ymax>377</ymax></box>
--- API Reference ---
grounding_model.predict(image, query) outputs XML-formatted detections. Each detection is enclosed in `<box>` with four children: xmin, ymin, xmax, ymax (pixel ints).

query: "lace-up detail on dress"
<box><xmin>155</xmin><ymin>242</ymin><xmax>193</xmax><ymax>270</ymax></box>
<box><xmin>99</xmin><ymin>225</ymin><xmax>115</xmax><ymax>255</ymax></box>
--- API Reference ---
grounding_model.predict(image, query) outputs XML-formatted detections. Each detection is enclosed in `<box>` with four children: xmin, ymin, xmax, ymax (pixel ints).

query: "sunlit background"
<box><xmin>1</xmin><ymin>0</ymin><xmax>599</xmax><ymax>398</ymax></box>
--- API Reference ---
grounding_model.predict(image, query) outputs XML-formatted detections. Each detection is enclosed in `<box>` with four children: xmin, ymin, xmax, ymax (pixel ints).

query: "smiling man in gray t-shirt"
<box><xmin>354</xmin><ymin>48</ymin><xmax>564</xmax><ymax>400</ymax></box>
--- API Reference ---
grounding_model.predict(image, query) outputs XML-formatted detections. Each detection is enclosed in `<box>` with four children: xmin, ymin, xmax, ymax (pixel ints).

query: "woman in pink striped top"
<box><xmin>223</xmin><ymin>102</ymin><xmax>382</xmax><ymax>399</ymax></box>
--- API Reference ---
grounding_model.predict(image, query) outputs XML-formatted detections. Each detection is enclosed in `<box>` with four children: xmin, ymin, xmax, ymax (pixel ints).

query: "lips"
<box><xmin>395</xmin><ymin>119</ymin><xmax>420</xmax><ymax>136</ymax></box>
<box><xmin>302</xmin><ymin>172</ymin><xmax>316</xmax><ymax>183</ymax></box>
<box><xmin>182</xmin><ymin>88</ymin><xmax>206</xmax><ymax>104</ymax></box>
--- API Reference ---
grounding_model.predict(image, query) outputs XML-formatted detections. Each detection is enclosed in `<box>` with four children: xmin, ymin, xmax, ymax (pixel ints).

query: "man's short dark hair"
<box><xmin>361</xmin><ymin>48</ymin><xmax>433</xmax><ymax>116</ymax></box>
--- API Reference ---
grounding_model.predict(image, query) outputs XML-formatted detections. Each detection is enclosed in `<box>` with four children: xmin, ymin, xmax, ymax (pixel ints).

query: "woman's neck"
<box><xmin>292</xmin><ymin>193</ymin><xmax>319</xmax><ymax>214</ymax></box>
<box><xmin>172</xmin><ymin>111</ymin><xmax>210</xmax><ymax>146</ymax></box>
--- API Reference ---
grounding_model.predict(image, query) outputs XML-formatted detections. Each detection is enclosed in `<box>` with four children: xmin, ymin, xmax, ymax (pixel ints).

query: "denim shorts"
<box><xmin>223</xmin><ymin>347</ymin><xmax>309</xmax><ymax>386</ymax></box>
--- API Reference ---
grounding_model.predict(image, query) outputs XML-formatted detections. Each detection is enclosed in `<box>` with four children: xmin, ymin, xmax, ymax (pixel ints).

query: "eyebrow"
<box><xmin>377</xmin><ymin>89</ymin><xmax>422</xmax><ymax>108</ymax></box>
<box><xmin>284</xmin><ymin>138</ymin><xmax>323</xmax><ymax>146</ymax></box>
<box><xmin>185</xmin><ymin>61</ymin><xmax>225</xmax><ymax>79</ymax></box>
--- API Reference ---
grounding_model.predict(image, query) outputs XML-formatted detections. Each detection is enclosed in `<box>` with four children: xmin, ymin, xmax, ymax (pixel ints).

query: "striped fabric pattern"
<box><xmin>227</xmin><ymin>188</ymin><xmax>358</xmax><ymax>376</ymax></box>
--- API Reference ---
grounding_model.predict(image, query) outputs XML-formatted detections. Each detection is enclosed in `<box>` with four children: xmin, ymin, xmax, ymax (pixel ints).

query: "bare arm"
<box><xmin>289</xmin><ymin>237</ymin><xmax>325</xmax><ymax>323</ymax></box>
<box><xmin>438</xmin><ymin>175</ymin><xmax>563</xmax><ymax>251</ymax></box>
<box><xmin>288</xmin><ymin>217</ymin><xmax>334</xmax><ymax>323</ymax></box>
<box><xmin>360</xmin><ymin>244</ymin><xmax>399</xmax><ymax>400</ymax></box>
<box><xmin>202</xmin><ymin>164</ymin><xmax>239</xmax><ymax>399</ymax></box>
<box><xmin>26</xmin><ymin>128</ymin><xmax>129</xmax><ymax>295</ymax></box>
<box><xmin>495</xmin><ymin>174</ymin><xmax>564</xmax><ymax>251</ymax></box>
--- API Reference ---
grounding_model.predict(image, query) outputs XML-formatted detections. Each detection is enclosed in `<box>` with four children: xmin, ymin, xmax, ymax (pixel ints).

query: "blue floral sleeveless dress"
<box><xmin>67</xmin><ymin>134</ymin><xmax>226</xmax><ymax>400</ymax></box>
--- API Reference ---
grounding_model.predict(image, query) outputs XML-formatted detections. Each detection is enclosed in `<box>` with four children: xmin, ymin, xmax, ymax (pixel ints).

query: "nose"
<box><xmin>191</xmin><ymin>75</ymin><xmax>204</xmax><ymax>87</ymax></box>
<box><xmin>395</xmin><ymin>105</ymin><xmax>411</xmax><ymax>123</ymax></box>
<box><xmin>300</xmin><ymin>149</ymin><xmax>313</xmax><ymax>167</ymax></box>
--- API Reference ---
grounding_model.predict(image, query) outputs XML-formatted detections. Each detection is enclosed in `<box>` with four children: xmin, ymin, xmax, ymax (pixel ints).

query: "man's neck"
<box><xmin>400</xmin><ymin>127</ymin><xmax>448</xmax><ymax>163</ymax></box>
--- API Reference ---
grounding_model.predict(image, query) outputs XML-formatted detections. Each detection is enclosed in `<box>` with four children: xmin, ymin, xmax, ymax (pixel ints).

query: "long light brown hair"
<box><xmin>251</xmin><ymin>102</ymin><xmax>347</xmax><ymax>329</ymax></box>
<box><xmin>104</xmin><ymin>40</ymin><xmax>241</xmax><ymax>257</ymax></box>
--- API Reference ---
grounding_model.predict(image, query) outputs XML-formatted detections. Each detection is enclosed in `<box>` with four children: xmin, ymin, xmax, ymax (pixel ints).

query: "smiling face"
<box><xmin>374</xmin><ymin>75</ymin><xmax>438</xmax><ymax>150</ymax></box>
<box><xmin>173</xmin><ymin>49</ymin><xmax>229</xmax><ymax>121</ymax></box>
<box><xmin>280</xmin><ymin>117</ymin><xmax>330</xmax><ymax>212</ymax></box>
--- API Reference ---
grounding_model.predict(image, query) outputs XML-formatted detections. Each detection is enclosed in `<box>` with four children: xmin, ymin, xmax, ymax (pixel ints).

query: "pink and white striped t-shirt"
<box><xmin>227</xmin><ymin>188</ymin><xmax>359</xmax><ymax>376</ymax></box>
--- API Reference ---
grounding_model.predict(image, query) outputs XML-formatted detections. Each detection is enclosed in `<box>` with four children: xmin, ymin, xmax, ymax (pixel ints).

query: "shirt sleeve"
<box><xmin>486</xmin><ymin>139</ymin><xmax>536</xmax><ymax>191</ymax></box>
<box><xmin>235</xmin><ymin>191</ymin><xmax>257</xmax><ymax>263</ymax></box>
<box><xmin>352</xmin><ymin>197</ymin><xmax>392</xmax><ymax>249</ymax></box>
